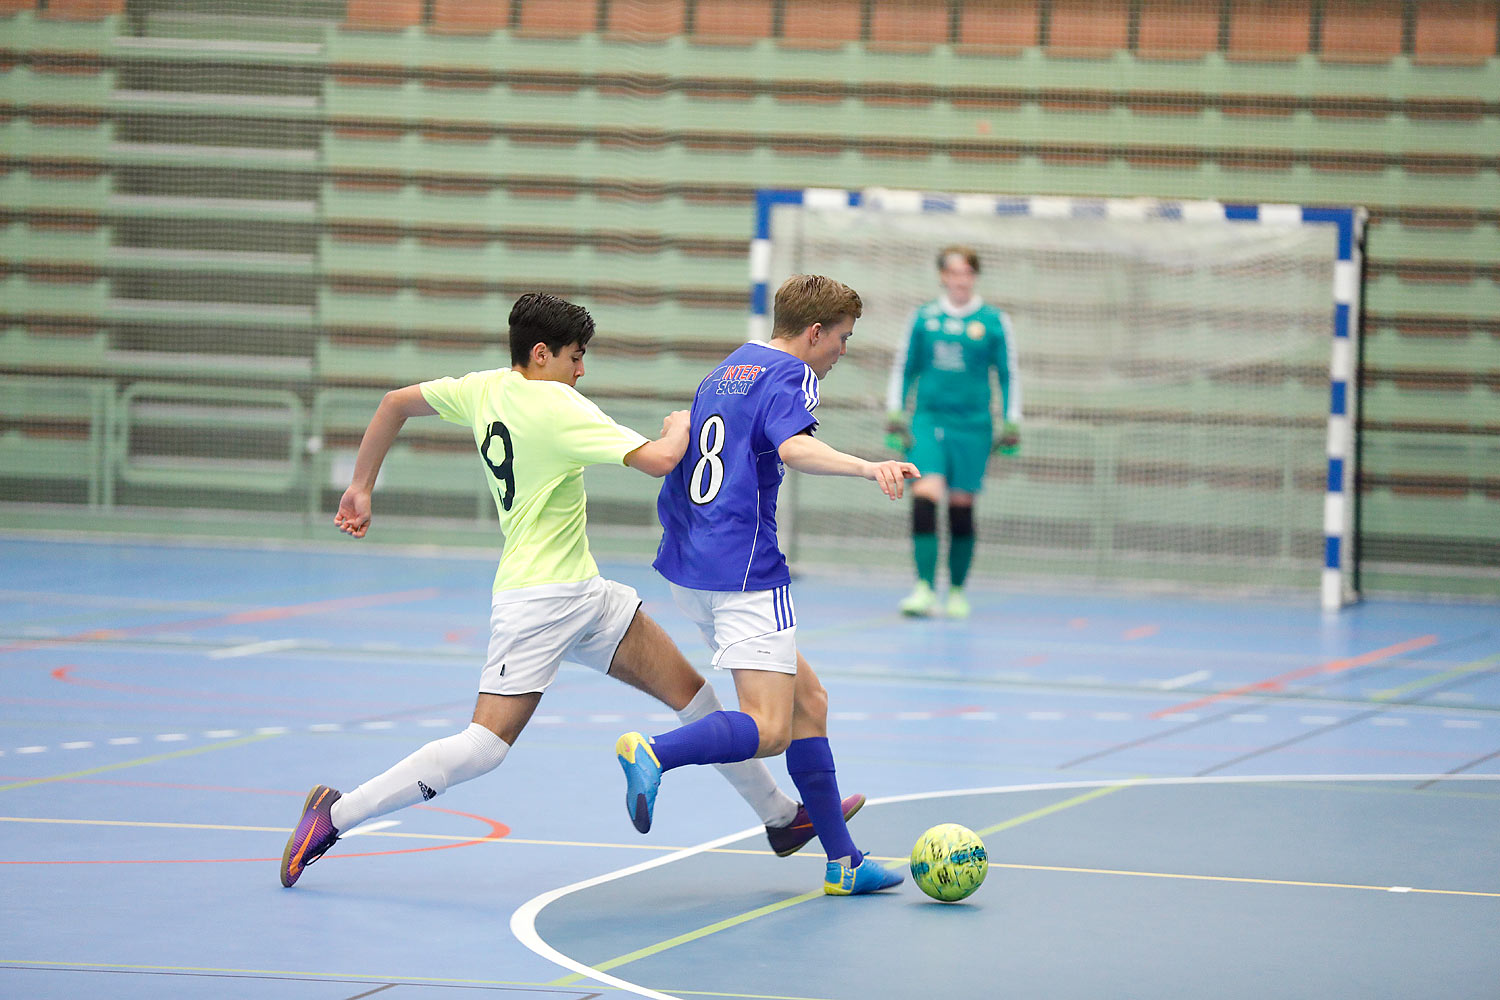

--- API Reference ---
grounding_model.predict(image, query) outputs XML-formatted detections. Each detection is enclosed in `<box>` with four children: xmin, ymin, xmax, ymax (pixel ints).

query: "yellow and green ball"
<box><xmin>909</xmin><ymin>823</ymin><xmax>988</xmax><ymax>902</ymax></box>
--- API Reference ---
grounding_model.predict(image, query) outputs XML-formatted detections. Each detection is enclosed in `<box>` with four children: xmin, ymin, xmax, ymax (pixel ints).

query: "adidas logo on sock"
<box><xmin>418</xmin><ymin>780</ymin><xmax>436</xmax><ymax>801</ymax></box>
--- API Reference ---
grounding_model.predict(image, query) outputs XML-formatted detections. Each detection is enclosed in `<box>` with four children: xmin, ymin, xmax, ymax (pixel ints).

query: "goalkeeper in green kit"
<box><xmin>884</xmin><ymin>245</ymin><xmax>1020</xmax><ymax>619</ymax></box>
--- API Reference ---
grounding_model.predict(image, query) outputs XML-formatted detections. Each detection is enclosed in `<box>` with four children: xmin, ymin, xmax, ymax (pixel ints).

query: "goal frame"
<box><xmin>750</xmin><ymin>188</ymin><xmax>1366</xmax><ymax>611</ymax></box>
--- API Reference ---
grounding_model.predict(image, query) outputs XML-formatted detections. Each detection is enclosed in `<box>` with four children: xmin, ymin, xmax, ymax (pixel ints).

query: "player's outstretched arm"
<box><xmin>623</xmin><ymin>409</ymin><xmax>690</xmax><ymax>478</ymax></box>
<box><xmin>335</xmin><ymin>384</ymin><xmax>437</xmax><ymax>538</ymax></box>
<box><xmin>778</xmin><ymin>432</ymin><xmax>919</xmax><ymax>500</ymax></box>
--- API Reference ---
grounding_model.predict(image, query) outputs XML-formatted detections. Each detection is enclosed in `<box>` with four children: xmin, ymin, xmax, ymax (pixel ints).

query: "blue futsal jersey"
<box><xmin>655</xmin><ymin>341</ymin><xmax>819</xmax><ymax>592</ymax></box>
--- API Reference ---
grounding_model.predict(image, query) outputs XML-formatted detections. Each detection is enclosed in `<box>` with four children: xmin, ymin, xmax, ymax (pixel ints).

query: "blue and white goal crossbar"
<box><xmin>750</xmin><ymin>188</ymin><xmax>1367</xmax><ymax>610</ymax></box>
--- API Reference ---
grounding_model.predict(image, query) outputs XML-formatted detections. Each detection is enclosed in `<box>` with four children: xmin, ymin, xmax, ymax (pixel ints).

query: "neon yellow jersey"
<box><xmin>420</xmin><ymin>369</ymin><xmax>648</xmax><ymax>595</ymax></box>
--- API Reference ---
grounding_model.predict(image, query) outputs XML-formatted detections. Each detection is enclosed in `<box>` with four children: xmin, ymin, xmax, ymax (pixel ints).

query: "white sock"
<box><xmin>330</xmin><ymin>723</ymin><xmax>509</xmax><ymax>832</ymax></box>
<box><xmin>679</xmin><ymin>683</ymin><xmax>799</xmax><ymax>828</ymax></box>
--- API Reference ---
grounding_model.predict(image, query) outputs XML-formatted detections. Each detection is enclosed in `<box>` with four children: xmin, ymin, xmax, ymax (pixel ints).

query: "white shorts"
<box><xmin>479</xmin><ymin>577</ymin><xmax>641</xmax><ymax>695</ymax></box>
<box><xmin>669</xmin><ymin>582</ymin><xmax>798</xmax><ymax>675</ymax></box>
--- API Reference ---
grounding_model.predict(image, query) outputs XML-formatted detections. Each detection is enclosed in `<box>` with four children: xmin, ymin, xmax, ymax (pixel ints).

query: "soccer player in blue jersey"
<box><xmin>615</xmin><ymin>275</ymin><xmax>919</xmax><ymax>896</ymax></box>
<box><xmin>279</xmin><ymin>293</ymin><xmax>853</xmax><ymax>888</ymax></box>
<box><xmin>885</xmin><ymin>245</ymin><xmax>1021</xmax><ymax>619</ymax></box>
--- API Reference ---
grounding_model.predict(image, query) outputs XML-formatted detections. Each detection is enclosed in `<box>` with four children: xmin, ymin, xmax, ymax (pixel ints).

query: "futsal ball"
<box><xmin>909</xmin><ymin>823</ymin><xmax>988</xmax><ymax>902</ymax></box>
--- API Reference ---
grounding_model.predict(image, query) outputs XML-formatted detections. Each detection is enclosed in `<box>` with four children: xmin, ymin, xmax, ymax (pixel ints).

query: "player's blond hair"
<box><xmin>771</xmin><ymin>274</ymin><xmax>863</xmax><ymax>340</ymax></box>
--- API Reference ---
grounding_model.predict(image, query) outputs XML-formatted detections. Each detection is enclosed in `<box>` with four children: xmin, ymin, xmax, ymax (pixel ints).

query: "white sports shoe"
<box><xmin>899</xmin><ymin>581</ymin><xmax>937</xmax><ymax>617</ymax></box>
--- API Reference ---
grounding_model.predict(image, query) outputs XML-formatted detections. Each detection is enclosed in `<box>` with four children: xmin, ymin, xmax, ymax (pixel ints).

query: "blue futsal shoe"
<box><xmin>824</xmin><ymin>854</ymin><xmax>905</xmax><ymax>896</ymax></box>
<box><xmin>615</xmin><ymin>732</ymin><xmax>662</xmax><ymax>834</ymax></box>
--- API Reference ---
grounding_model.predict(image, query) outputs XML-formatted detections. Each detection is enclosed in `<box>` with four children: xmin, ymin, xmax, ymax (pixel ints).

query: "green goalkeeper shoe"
<box><xmin>899</xmin><ymin>581</ymin><xmax>936</xmax><ymax>617</ymax></box>
<box><xmin>945</xmin><ymin>588</ymin><xmax>970</xmax><ymax>620</ymax></box>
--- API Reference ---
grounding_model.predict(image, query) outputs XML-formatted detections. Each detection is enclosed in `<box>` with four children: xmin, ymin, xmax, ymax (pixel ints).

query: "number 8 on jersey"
<box><xmin>689</xmin><ymin>415</ymin><xmax>726</xmax><ymax>505</ymax></box>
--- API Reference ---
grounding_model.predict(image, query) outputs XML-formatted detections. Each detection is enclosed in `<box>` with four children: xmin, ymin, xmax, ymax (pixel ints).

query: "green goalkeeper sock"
<box><xmin>949</xmin><ymin>534</ymin><xmax>975</xmax><ymax>588</ymax></box>
<box><xmin>949</xmin><ymin>504</ymin><xmax>976</xmax><ymax>587</ymax></box>
<box><xmin>914</xmin><ymin>533</ymin><xmax>938</xmax><ymax>587</ymax></box>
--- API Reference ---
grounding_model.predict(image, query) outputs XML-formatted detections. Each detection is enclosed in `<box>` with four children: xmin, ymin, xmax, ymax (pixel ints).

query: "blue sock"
<box><xmin>786</xmin><ymin>736</ymin><xmax>861</xmax><ymax>867</ymax></box>
<box><xmin>649</xmin><ymin>711</ymin><xmax>760</xmax><ymax>772</ymax></box>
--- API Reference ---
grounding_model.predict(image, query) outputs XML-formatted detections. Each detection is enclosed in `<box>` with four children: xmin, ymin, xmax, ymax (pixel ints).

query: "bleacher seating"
<box><xmin>41</xmin><ymin>0</ymin><xmax>122</xmax><ymax>19</ymax></box>
<box><xmin>0</xmin><ymin>1</ymin><xmax>1494</xmax><ymax>585</ymax></box>
<box><xmin>1413</xmin><ymin>0</ymin><xmax>1500</xmax><ymax>64</ymax></box>
<box><xmin>344</xmin><ymin>0</ymin><xmax>423</xmax><ymax>31</ymax></box>
<box><xmin>1320</xmin><ymin>0</ymin><xmax>1406</xmax><ymax>63</ymax></box>
<box><xmin>604</xmin><ymin>0</ymin><xmax>687</xmax><ymax>42</ymax></box>
<box><xmin>780</xmin><ymin>0</ymin><xmax>864</xmax><ymax>49</ymax></box>
<box><xmin>691</xmin><ymin>0</ymin><xmax>774</xmax><ymax>43</ymax></box>
<box><xmin>0</xmin><ymin>374</ymin><xmax>111</xmax><ymax>505</ymax></box>
<box><xmin>515</xmin><ymin>0</ymin><xmax>594</xmax><ymax>37</ymax></box>
<box><xmin>431</xmin><ymin>0</ymin><xmax>511</xmax><ymax>35</ymax></box>
<box><xmin>955</xmin><ymin>0</ymin><xmax>1039</xmax><ymax>54</ymax></box>
<box><xmin>1226</xmin><ymin>0</ymin><xmax>1310</xmax><ymax>61</ymax></box>
<box><xmin>1137</xmin><ymin>0</ymin><xmax>1221</xmax><ymax>60</ymax></box>
<box><xmin>1047</xmin><ymin>0</ymin><xmax>1129</xmax><ymax>57</ymax></box>
<box><xmin>869</xmin><ymin>0</ymin><xmax>950</xmax><ymax>51</ymax></box>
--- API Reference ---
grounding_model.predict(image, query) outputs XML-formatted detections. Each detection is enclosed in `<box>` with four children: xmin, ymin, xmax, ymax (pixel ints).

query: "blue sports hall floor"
<box><xmin>2</xmin><ymin>534</ymin><xmax>1497</xmax><ymax>999</ymax></box>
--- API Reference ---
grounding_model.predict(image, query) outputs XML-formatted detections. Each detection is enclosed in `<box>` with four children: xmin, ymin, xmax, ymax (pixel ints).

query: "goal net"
<box><xmin>756</xmin><ymin>189</ymin><xmax>1364</xmax><ymax>608</ymax></box>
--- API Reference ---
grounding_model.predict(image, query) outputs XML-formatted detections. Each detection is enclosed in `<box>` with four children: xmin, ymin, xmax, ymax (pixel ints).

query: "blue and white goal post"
<box><xmin>750</xmin><ymin>188</ymin><xmax>1366</xmax><ymax>611</ymax></box>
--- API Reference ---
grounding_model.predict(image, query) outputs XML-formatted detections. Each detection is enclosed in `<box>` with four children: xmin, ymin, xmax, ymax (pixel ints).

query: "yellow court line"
<box><xmin>12</xmin><ymin>816</ymin><xmax>1491</xmax><ymax>899</ymax></box>
<box><xmin>1369</xmin><ymin>652</ymin><xmax>1500</xmax><ymax>703</ymax></box>
<box><xmin>986</xmin><ymin>861</ymin><xmax>1500</xmax><ymax>899</ymax></box>
<box><xmin>975</xmin><ymin>780</ymin><xmax>1138</xmax><ymax>838</ymax></box>
<box><xmin>551</xmin><ymin>781</ymin><xmax>1140</xmax><ymax>987</ymax></box>
<box><xmin>0</xmin><ymin>733</ymin><xmax>277</xmax><ymax>793</ymax></box>
<box><xmin>0</xmin><ymin>958</ymin><xmax>540</xmax><ymax>988</ymax></box>
<box><xmin>550</xmin><ymin>892</ymin><xmax>823</xmax><ymax>986</ymax></box>
<box><xmin>0</xmin><ymin>959</ymin><xmax>834</xmax><ymax>1000</ymax></box>
<box><xmin>0</xmin><ymin>815</ymin><xmax>806</xmax><ymax>854</ymax></box>
<box><xmin>0</xmin><ymin>816</ymin><xmax>505</xmax><ymax>842</ymax></box>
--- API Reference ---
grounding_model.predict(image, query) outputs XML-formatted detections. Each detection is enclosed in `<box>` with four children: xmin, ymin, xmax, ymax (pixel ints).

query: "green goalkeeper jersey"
<box><xmin>885</xmin><ymin>296</ymin><xmax>1020</xmax><ymax>426</ymax></box>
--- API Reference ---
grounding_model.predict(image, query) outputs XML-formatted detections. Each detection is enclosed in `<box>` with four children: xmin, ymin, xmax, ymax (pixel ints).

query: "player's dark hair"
<box><xmin>937</xmin><ymin>245</ymin><xmax>981</xmax><ymax>274</ymax></box>
<box><xmin>509</xmin><ymin>292</ymin><xmax>595</xmax><ymax>366</ymax></box>
<box><xmin>771</xmin><ymin>274</ymin><xmax>863</xmax><ymax>340</ymax></box>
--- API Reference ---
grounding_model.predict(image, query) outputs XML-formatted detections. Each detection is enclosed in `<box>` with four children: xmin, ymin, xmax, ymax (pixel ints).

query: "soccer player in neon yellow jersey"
<box><xmin>885</xmin><ymin>245</ymin><xmax>1021</xmax><ymax>619</ymax></box>
<box><xmin>280</xmin><ymin>293</ymin><xmax>859</xmax><ymax>887</ymax></box>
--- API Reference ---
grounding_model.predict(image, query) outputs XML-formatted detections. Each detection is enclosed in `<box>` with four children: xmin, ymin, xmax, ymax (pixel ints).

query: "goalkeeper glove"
<box><xmin>884</xmin><ymin>411</ymin><xmax>912</xmax><ymax>453</ymax></box>
<box><xmin>993</xmin><ymin>421</ymin><xmax>1020</xmax><ymax>456</ymax></box>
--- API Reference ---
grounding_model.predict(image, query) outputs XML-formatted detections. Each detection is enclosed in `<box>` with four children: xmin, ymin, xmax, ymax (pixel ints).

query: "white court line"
<box><xmin>510</xmin><ymin>826</ymin><xmax>761</xmax><ymax>1000</ymax></box>
<box><xmin>342</xmin><ymin>820</ymin><xmax>401</xmax><ymax>837</ymax></box>
<box><xmin>509</xmin><ymin>774</ymin><xmax>1500</xmax><ymax>999</ymax></box>
<box><xmin>1156</xmin><ymin>669</ymin><xmax>1212</xmax><ymax>690</ymax></box>
<box><xmin>209</xmin><ymin>639</ymin><xmax>301</xmax><ymax>659</ymax></box>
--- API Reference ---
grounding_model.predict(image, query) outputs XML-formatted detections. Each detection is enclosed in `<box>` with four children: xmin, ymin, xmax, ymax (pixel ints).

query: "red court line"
<box><xmin>1149</xmin><ymin>634</ymin><xmax>1440</xmax><ymax>719</ymax></box>
<box><xmin>0</xmin><ymin>587</ymin><xmax>442</xmax><ymax>655</ymax></box>
<box><xmin>0</xmin><ymin>804</ymin><xmax>509</xmax><ymax>866</ymax></box>
<box><xmin>45</xmin><ymin>665</ymin><xmax>413</xmax><ymax>713</ymax></box>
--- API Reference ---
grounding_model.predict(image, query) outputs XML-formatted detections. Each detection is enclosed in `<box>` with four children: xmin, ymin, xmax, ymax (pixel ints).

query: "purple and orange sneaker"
<box><xmin>766</xmin><ymin>793</ymin><xmax>866</xmax><ymax>858</ymax></box>
<box><xmin>280</xmin><ymin>784</ymin><xmax>341</xmax><ymax>888</ymax></box>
